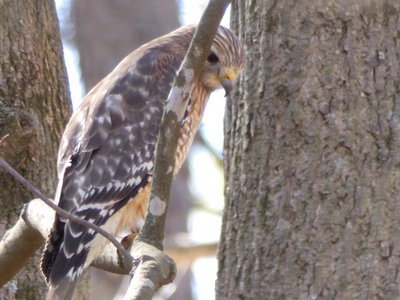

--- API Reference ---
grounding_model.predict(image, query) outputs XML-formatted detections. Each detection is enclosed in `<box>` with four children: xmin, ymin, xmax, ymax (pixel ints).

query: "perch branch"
<box><xmin>0</xmin><ymin>197</ymin><xmax>217</xmax><ymax>281</ymax></box>
<box><xmin>0</xmin><ymin>157</ymin><xmax>134</xmax><ymax>287</ymax></box>
<box><xmin>0</xmin><ymin>203</ymin><xmax>44</xmax><ymax>286</ymax></box>
<box><xmin>137</xmin><ymin>0</ymin><xmax>231</xmax><ymax>249</ymax></box>
<box><xmin>126</xmin><ymin>0</ymin><xmax>231</xmax><ymax>298</ymax></box>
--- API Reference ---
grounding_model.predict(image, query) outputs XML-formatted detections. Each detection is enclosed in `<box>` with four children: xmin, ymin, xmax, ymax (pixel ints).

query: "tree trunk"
<box><xmin>218</xmin><ymin>0</ymin><xmax>400</xmax><ymax>299</ymax></box>
<box><xmin>72</xmin><ymin>0</ymin><xmax>180</xmax><ymax>92</ymax></box>
<box><xmin>0</xmin><ymin>0</ymin><xmax>71</xmax><ymax>298</ymax></box>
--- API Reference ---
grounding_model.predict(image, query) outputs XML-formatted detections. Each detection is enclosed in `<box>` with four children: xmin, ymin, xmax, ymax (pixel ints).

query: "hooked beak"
<box><xmin>220</xmin><ymin>68</ymin><xmax>237</xmax><ymax>96</ymax></box>
<box><xmin>221</xmin><ymin>80</ymin><xmax>234</xmax><ymax>96</ymax></box>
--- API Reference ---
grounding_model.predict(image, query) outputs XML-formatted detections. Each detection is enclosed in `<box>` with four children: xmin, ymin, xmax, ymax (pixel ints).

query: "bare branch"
<box><xmin>123</xmin><ymin>242</ymin><xmax>175</xmax><ymax>300</ymax></box>
<box><xmin>92</xmin><ymin>237</ymin><xmax>218</xmax><ymax>273</ymax></box>
<box><xmin>0</xmin><ymin>197</ymin><xmax>215</xmax><ymax>283</ymax></box>
<box><xmin>137</xmin><ymin>0</ymin><xmax>232</xmax><ymax>248</ymax></box>
<box><xmin>165</xmin><ymin>241</ymin><xmax>217</xmax><ymax>266</ymax></box>
<box><xmin>128</xmin><ymin>0</ymin><xmax>231</xmax><ymax>298</ymax></box>
<box><xmin>0</xmin><ymin>204</ymin><xmax>44</xmax><ymax>286</ymax></box>
<box><xmin>0</xmin><ymin>157</ymin><xmax>134</xmax><ymax>277</ymax></box>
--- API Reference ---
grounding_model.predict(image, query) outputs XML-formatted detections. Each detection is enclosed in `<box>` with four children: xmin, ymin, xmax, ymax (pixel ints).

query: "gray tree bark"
<box><xmin>0</xmin><ymin>0</ymin><xmax>71</xmax><ymax>298</ymax></box>
<box><xmin>218</xmin><ymin>0</ymin><xmax>400</xmax><ymax>299</ymax></box>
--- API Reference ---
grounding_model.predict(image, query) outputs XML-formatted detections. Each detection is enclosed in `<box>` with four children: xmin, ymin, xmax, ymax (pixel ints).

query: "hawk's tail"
<box><xmin>46</xmin><ymin>278</ymin><xmax>79</xmax><ymax>300</ymax></box>
<box><xmin>42</xmin><ymin>219</ymin><xmax>80</xmax><ymax>300</ymax></box>
<box><xmin>41</xmin><ymin>216</ymin><xmax>65</xmax><ymax>282</ymax></box>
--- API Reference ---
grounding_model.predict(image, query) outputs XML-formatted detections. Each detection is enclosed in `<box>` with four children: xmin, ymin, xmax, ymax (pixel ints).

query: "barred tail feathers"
<box><xmin>41</xmin><ymin>216</ymin><xmax>65</xmax><ymax>282</ymax></box>
<box><xmin>46</xmin><ymin>278</ymin><xmax>79</xmax><ymax>300</ymax></box>
<box><xmin>41</xmin><ymin>218</ymin><xmax>91</xmax><ymax>299</ymax></box>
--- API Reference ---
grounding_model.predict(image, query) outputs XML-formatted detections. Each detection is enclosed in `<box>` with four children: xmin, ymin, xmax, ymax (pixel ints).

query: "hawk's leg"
<box><xmin>121</xmin><ymin>230</ymin><xmax>139</xmax><ymax>249</ymax></box>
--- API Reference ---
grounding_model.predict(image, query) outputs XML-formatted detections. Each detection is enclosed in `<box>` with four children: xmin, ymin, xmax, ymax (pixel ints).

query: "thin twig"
<box><xmin>0</xmin><ymin>156</ymin><xmax>133</xmax><ymax>267</ymax></box>
<box><xmin>0</xmin><ymin>134</ymin><xmax>10</xmax><ymax>145</ymax></box>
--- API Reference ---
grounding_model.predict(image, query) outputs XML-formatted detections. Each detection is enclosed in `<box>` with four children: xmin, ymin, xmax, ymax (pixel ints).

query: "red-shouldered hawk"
<box><xmin>41</xmin><ymin>24</ymin><xmax>244</xmax><ymax>299</ymax></box>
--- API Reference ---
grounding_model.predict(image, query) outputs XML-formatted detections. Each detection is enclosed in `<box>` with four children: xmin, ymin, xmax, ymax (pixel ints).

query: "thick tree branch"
<box><xmin>0</xmin><ymin>203</ymin><xmax>44</xmax><ymax>287</ymax></box>
<box><xmin>123</xmin><ymin>242</ymin><xmax>175</xmax><ymax>300</ymax></box>
<box><xmin>0</xmin><ymin>198</ymin><xmax>216</xmax><ymax>281</ymax></box>
<box><xmin>0</xmin><ymin>157</ymin><xmax>133</xmax><ymax>287</ymax></box>
<box><xmin>0</xmin><ymin>157</ymin><xmax>132</xmax><ymax>264</ymax></box>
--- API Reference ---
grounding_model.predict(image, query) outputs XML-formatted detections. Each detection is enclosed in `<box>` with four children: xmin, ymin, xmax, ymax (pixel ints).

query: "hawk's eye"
<box><xmin>207</xmin><ymin>52</ymin><xmax>219</xmax><ymax>64</ymax></box>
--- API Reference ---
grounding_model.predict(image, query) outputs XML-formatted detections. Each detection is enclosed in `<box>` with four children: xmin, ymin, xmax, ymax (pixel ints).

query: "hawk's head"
<box><xmin>199</xmin><ymin>25</ymin><xmax>245</xmax><ymax>95</ymax></box>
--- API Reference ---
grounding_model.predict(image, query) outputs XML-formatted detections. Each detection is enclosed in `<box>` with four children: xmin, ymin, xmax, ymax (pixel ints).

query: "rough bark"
<box><xmin>0</xmin><ymin>0</ymin><xmax>71</xmax><ymax>298</ymax></box>
<box><xmin>218</xmin><ymin>0</ymin><xmax>400</xmax><ymax>299</ymax></box>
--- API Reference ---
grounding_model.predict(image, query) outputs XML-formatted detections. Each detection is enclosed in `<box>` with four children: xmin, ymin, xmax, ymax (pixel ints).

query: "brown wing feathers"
<box><xmin>41</xmin><ymin>24</ymin><xmax>245</xmax><ymax>299</ymax></box>
<box><xmin>41</xmin><ymin>31</ymin><xmax>190</xmax><ymax>287</ymax></box>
